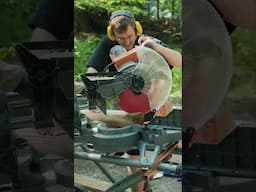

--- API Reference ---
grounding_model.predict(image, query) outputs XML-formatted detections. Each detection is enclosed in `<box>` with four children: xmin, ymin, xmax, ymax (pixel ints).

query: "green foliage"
<box><xmin>229</xmin><ymin>29</ymin><xmax>256</xmax><ymax>98</ymax></box>
<box><xmin>75</xmin><ymin>0</ymin><xmax>147</xmax><ymax>15</ymax></box>
<box><xmin>160</xmin><ymin>0</ymin><xmax>181</xmax><ymax>19</ymax></box>
<box><xmin>0</xmin><ymin>0</ymin><xmax>39</xmax><ymax>47</ymax></box>
<box><xmin>0</xmin><ymin>48</ymin><xmax>10</xmax><ymax>60</ymax></box>
<box><xmin>75</xmin><ymin>0</ymin><xmax>181</xmax><ymax>22</ymax></box>
<box><xmin>74</xmin><ymin>34</ymin><xmax>101</xmax><ymax>80</ymax></box>
<box><xmin>171</xmin><ymin>67</ymin><xmax>182</xmax><ymax>98</ymax></box>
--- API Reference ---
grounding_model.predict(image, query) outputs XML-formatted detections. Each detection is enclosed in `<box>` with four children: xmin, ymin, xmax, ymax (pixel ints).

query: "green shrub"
<box><xmin>74</xmin><ymin>34</ymin><xmax>101</xmax><ymax>80</ymax></box>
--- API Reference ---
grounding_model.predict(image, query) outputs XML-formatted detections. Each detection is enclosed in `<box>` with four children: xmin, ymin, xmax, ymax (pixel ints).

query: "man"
<box><xmin>85</xmin><ymin>10</ymin><xmax>181</xmax><ymax>192</ymax></box>
<box><xmin>87</xmin><ymin>10</ymin><xmax>181</xmax><ymax>73</ymax></box>
<box><xmin>85</xmin><ymin>10</ymin><xmax>181</xmax><ymax>128</ymax></box>
<box><xmin>86</xmin><ymin>10</ymin><xmax>181</xmax><ymax>127</ymax></box>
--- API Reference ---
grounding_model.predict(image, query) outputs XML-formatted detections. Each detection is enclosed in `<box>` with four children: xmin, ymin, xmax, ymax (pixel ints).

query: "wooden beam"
<box><xmin>75</xmin><ymin>174</ymin><xmax>112</xmax><ymax>192</ymax></box>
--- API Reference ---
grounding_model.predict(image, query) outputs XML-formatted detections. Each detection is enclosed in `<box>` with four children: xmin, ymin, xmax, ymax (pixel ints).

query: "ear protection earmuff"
<box><xmin>107</xmin><ymin>10</ymin><xmax>143</xmax><ymax>41</ymax></box>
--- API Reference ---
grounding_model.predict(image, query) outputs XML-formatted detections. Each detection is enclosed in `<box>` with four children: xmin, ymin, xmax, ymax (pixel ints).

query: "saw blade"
<box><xmin>118</xmin><ymin>46</ymin><xmax>172</xmax><ymax>113</ymax></box>
<box><xmin>182</xmin><ymin>0</ymin><xmax>233</xmax><ymax>129</ymax></box>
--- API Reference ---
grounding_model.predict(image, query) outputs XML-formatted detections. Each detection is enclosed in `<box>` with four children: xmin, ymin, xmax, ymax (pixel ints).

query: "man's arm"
<box><xmin>153</xmin><ymin>44</ymin><xmax>182</xmax><ymax>67</ymax></box>
<box><xmin>30</xmin><ymin>27</ymin><xmax>57</xmax><ymax>42</ymax></box>
<box><xmin>30</xmin><ymin>27</ymin><xmax>57</xmax><ymax>55</ymax></box>
<box><xmin>87</xmin><ymin>66</ymin><xmax>98</xmax><ymax>73</ymax></box>
<box><xmin>138</xmin><ymin>35</ymin><xmax>182</xmax><ymax>67</ymax></box>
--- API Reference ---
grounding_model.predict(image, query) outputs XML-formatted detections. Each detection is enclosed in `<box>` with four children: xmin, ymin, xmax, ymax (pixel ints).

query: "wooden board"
<box><xmin>75</xmin><ymin>174</ymin><xmax>112</xmax><ymax>192</ymax></box>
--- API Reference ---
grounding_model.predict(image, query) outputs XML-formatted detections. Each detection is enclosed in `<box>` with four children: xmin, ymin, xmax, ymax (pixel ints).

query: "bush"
<box><xmin>74</xmin><ymin>34</ymin><xmax>101</xmax><ymax>80</ymax></box>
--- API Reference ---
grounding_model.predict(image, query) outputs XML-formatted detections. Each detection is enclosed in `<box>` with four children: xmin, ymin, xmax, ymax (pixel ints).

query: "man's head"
<box><xmin>107</xmin><ymin>10</ymin><xmax>142</xmax><ymax>50</ymax></box>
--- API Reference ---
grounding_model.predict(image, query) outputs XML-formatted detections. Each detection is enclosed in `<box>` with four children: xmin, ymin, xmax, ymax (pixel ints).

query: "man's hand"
<box><xmin>138</xmin><ymin>35</ymin><xmax>181</xmax><ymax>68</ymax></box>
<box><xmin>138</xmin><ymin>35</ymin><xmax>158</xmax><ymax>49</ymax></box>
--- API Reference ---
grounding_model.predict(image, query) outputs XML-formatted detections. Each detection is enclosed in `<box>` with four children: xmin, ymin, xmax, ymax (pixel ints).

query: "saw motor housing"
<box><xmin>111</xmin><ymin>46</ymin><xmax>138</xmax><ymax>71</ymax></box>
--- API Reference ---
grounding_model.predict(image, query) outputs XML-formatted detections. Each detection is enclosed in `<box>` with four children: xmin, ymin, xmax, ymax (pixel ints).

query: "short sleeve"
<box><xmin>28</xmin><ymin>0</ymin><xmax>74</xmax><ymax>40</ymax></box>
<box><xmin>87</xmin><ymin>36</ymin><xmax>118</xmax><ymax>72</ymax></box>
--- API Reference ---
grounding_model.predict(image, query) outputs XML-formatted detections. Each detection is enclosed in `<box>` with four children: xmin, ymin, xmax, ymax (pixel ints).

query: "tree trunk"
<box><xmin>157</xmin><ymin>0</ymin><xmax>160</xmax><ymax>19</ymax></box>
<box><xmin>172</xmin><ymin>0</ymin><xmax>175</xmax><ymax>19</ymax></box>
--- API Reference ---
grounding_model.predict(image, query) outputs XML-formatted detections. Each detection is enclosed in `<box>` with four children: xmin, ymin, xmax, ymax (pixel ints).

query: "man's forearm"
<box><xmin>87</xmin><ymin>67</ymin><xmax>98</xmax><ymax>73</ymax></box>
<box><xmin>154</xmin><ymin>44</ymin><xmax>182</xmax><ymax>68</ymax></box>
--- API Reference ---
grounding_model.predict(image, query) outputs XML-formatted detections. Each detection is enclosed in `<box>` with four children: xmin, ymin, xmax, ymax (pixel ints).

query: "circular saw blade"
<box><xmin>182</xmin><ymin>0</ymin><xmax>233</xmax><ymax>129</ymax></box>
<box><xmin>118</xmin><ymin>46</ymin><xmax>172</xmax><ymax>113</ymax></box>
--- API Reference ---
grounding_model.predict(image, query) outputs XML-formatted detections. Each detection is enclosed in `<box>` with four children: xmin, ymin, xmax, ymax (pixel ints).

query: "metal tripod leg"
<box><xmin>80</xmin><ymin>144</ymin><xmax>116</xmax><ymax>183</ymax></box>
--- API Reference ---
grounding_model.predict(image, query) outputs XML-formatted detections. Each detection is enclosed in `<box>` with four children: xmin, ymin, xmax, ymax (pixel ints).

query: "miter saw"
<box><xmin>74</xmin><ymin>46</ymin><xmax>181</xmax><ymax>191</ymax></box>
<box><xmin>82</xmin><ymin>45</ymin><xmax>172</xmax><ymax>115</ymax></box>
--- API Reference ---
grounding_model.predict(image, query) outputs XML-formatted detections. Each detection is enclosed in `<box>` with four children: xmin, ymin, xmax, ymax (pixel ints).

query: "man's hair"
<box><xmin>110</xmin><ymin>16</ymin><xmax>136</xmax><ymax>35</ymax></box>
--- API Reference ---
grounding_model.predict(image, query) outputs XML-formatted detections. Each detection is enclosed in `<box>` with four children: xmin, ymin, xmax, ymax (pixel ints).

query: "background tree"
<box><xmin>0</xmin><ymin>0</ymin><xmax>38</xmax><ymax>61</ymax></box>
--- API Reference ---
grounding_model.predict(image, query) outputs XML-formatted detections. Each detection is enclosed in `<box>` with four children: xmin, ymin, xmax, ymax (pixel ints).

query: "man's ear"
<box><xmin>135</xmin><ymin>21</ymin><xmax>143</xmax><ymax>36</ymax></box>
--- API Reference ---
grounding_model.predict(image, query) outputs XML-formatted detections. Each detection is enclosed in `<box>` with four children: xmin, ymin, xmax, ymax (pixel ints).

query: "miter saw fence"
<box><xmin>82</xmin><ymin>46</ymin><xmax>172</xmax><ymax>115</ymax></box>
<box><xmin>75</xmin><ymin>113</ymin><xmax>181</xmax><ymax>154</ymax></box>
